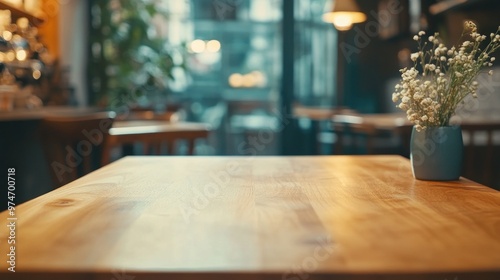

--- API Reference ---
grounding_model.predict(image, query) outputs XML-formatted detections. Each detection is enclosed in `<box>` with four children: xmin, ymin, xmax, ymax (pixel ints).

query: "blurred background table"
<box><xmin>103</xmin><ymin>120</ymin><xmax>211</xmax><ymax>163</ymax></box>
<box><xmin>294</xmin><ymin>105</ymin><xmax>500</xmax><ymax>189</ymax></box>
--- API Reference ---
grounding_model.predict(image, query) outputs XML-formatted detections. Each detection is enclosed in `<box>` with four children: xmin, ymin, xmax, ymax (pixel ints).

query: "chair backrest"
<box><xmin>117</xmin><ymin>110</ymin><xmax>179</xmax><ymax>122</ymax></box>
<box><xmin>40</xmin><ymin>112</ymin><xmax>115</xmax><ymax>188</ymax></box>
<box><xmin>330</xmin><ymin>112</ymin><xmax>377</xmax><ymax>154</ymax></box>
<box><xmin>460</xmin><ymin>123</ymin><xmax>500</xmax><ymax>189</ymax></box>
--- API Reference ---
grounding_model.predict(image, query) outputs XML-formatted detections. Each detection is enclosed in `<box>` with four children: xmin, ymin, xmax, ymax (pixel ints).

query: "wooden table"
<box><xmin>332</xmin><ymin>112</ymin><xmax>500</xmax><ymax>131</ymax></box>
<box><xmin>1</xmin><ymin>155</ymin><xmax>500</xmax><ymax>279</ymax></box>
<box><xmin>103</xmin><ymin>120</ymin><xmax>211</xmax><ymax>163</ymax></box>
<box><xmin>0</xmin><ymin>106</ymin><xmax>101</xmax><ymax>122</ymax></box>
<box><xmin>0</xmin><ymin>107</ymin><xmax>105</xmax><ymax>209</ymax></box>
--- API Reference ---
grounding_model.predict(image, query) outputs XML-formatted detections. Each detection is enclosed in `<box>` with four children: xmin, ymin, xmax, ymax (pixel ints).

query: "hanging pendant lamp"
<box><xmin>322</xmin><ymin>0</ymin><xmax>367</xmax><ymax>31</ymax></box>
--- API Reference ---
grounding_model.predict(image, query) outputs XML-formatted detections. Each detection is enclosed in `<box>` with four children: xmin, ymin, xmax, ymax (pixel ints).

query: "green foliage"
<box><xmin>88</xmin><ymin>0</ymin><xmax>180</xmax><ymax>108</ymax></box>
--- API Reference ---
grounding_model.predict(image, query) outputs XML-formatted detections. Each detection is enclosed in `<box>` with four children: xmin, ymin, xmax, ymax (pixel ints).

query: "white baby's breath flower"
<box><xmin>392</xmin><ymin>94</ymin><xmax>399</xmax><ymax>102</ymax></box>
<box><xmin>410</xmin><ymin>52</ymin><xmax>419</xmax><ymax>62</ymax></box>
<box><xmin>489</xmin><ymin>70</ymin><xmax>494</xmax><ymax>75</ymax></box>
<box><xmin>465</xmin><ymin>21</ymin><xmax>477</xmax><ymax>32</ymax></box>
<box><xmin>394</xmin><ymin>22</ymin><xmax>500</xmax><ymax>130</ymax></box>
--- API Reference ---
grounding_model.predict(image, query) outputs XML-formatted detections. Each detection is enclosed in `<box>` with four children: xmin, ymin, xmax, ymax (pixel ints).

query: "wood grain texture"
<box><xmin>1</xmin><ymin>155</ymin><xmax>500</xmax><ymax>280</ymax></box>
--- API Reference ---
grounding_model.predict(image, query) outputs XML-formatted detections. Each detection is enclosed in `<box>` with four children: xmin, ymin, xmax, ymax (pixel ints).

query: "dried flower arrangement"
<box><xmin>392</xmin><ymin>21</ymin><xmax>500</xmax><ymax>131</ymax></box>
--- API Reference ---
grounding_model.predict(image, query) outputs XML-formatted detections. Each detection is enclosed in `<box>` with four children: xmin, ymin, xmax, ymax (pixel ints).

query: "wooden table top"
<box><xmin>1</xmin><ymin>155</ymin><xmax>500</xmax><ymax>279</ymax></box>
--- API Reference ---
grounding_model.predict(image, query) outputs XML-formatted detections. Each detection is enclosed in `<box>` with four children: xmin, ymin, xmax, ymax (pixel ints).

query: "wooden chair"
<box><xmin>393</xmin><ymin>124</ymin><xmax>413</xmax><ymax>158</ymax></box>
<box><xmin>114</xmin><ymin>109</ymin><xmax>186</xmax><ymax>155</ymax></box>
<box><xmin>330</xmin><ymin>113</ymin><xmax>378</xmax><ymax>155</ymax></box>
<box><xmin>39</xmin><ymin>112</ymin><xmax>115</xmax><ymax>188</ymax></box>
<box><xmin>332</xmin><ymin>123</ymin><xmax>377</xmax><ymax>154</ymax></box>
<box><xmin>460</xmin><ymin>123</ymin><xmax>500</xmax><ymax>189</ymax></box>
<box><xmin>330</xmin><ymin>113</ymin><xmax>413</xmax><ymax>156</ymax></box>
<box><xmin>116</xmin><ymin>110</ymin><xmax>180</xmax><ymax>122</ymax></box>
<box><xmin>103</xmin><ymin>121</ymin><xmax>211</xmax><ymax>163</ymax></box>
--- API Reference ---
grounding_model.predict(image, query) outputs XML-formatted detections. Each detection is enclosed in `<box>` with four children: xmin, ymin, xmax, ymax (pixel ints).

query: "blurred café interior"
<box><xmin>0</xmin><ymin>0</ymin><xmax>499</xmax><ymax>209</ymax></box>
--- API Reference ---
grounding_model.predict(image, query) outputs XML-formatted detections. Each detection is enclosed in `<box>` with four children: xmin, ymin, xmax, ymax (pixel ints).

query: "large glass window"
<box><xmin>156</xmin><ymin>0</ymin><xmax>283</xmax><ymax>100</ymax></box>
<box><xmin>88</xmin><ymin>0</ymin><xmax>336</xmax><ymax>155</ymax></box>
<box><xmin>294</xmin><ymin>0</ymin><xmax>337</xmax><ymax>107</ymax></box>
<box><xmin>158</xmin><ymin>0</ymin><xmax>284</xmax><ymax>155</ymax></box>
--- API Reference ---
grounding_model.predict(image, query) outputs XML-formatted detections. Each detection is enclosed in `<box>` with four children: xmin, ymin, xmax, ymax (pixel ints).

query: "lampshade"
<box><xmin>322</xmin><ymin>0</ymin><xmax>367</xmax><ymax>31</ymax></box>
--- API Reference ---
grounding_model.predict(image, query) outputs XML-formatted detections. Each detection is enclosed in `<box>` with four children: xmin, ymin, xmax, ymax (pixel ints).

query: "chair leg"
<box><xmin>366</xmin><ymin>134</ymin><xmax>374</xmax><ymax>154</ymax></box>
<box><xmin>142</xmin><ymin>143</ymin><xmax>150</xmax><ymax>155</ymax></box>
<box><xmin>187</xmin><ymin>139</ymin><xmax>196</xmax><ymax>155</ymax></box>
<box><xmin>166</xmin><ymin>141</ymin><xmax>175</xmax><ymax>155</ymax></box>
<box><xmin>154</xmin><ymin>142</ymin><xmax>162</xmax><ymax>155</ymax></box>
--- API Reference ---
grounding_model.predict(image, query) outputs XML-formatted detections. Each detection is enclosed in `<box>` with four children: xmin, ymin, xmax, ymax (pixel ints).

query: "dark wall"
<box><xmin>340</xmin><ymin>0</ymin><xmax>500</xmax><ymax>113</ymax></box>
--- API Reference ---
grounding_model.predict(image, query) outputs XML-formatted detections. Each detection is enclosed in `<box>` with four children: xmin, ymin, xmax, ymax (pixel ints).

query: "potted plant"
<box><xmin>88</xmin><ymin>0</ymin><xmax>185</xmax><ymax>113</ymax></box>
<box><xmin>392</xmin><ymin>21</ymin><xmax>500</xmax><ymax>180</ymax></box>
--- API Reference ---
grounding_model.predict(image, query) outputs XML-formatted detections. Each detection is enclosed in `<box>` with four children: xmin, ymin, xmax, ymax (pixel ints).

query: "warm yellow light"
<box><xmin>242</xmin><ymin>74</ymin><xmax>255</xmax><ymax>88</ymax></box>
<box><xmin>250</xmin><ymin>71</ymin><xmax>266</xmax><ymax>87</ymax></box>
<box><xmin>2</xmin><ymin>30</ymin><xmax>12</xmax><ymax>41</ymax></box>
<box><xmin>0</xmin><ymin>52</ymin><xmax>4</xmax><ymax>62</ymax></box>
<box><xmin>322</xmin><ymin>12</ymin><xmax>366</xmax><ymax>31</ymax></box>
<box><xmin>322</xmin><ymin>0</ymin><xmax>367</xmax><ymax>31</ymax></box>
<box><xmin>228</xmin><ymin>73</ymin><xmax>243</xmax><ymax>87</ymax></box>
<box><xmin>333</xmin><ymin>14</ymin><xmax>353</xmax><ymax>31</ymax></box>
<box><xmin>16</xmin><ymin>49</ymin><xmax>27</xmax><ymax>61</ymax></box>
<box><xmin>6</xmin><ymin>51</ymin><xmax>15</xmax><ymax>61</ymax></box>
<box><xmin>206</xmin><ymin>40</ymin><xmax>221</xmax><ymax>53</ymax></box>
<box><xmin>17</xmin><ymin>17</ymin><xmax>29</xmax><ymax>29</ymax></box>
<box><xmin>33</xmin><ymin>69</ymin><xmax>41</xmax><ymax>80</ymax></box>
<box><xmin>190</xmin><ymin>39</ymin><xmax>206</xmax><ymax>53</ymax></box>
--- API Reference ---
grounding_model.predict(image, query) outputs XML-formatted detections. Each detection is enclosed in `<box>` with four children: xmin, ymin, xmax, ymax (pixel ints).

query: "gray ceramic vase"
<box><xmin>410</xmin><ymin>126</ymin><xmax>463</xmax><ymax>181</ymax></box>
